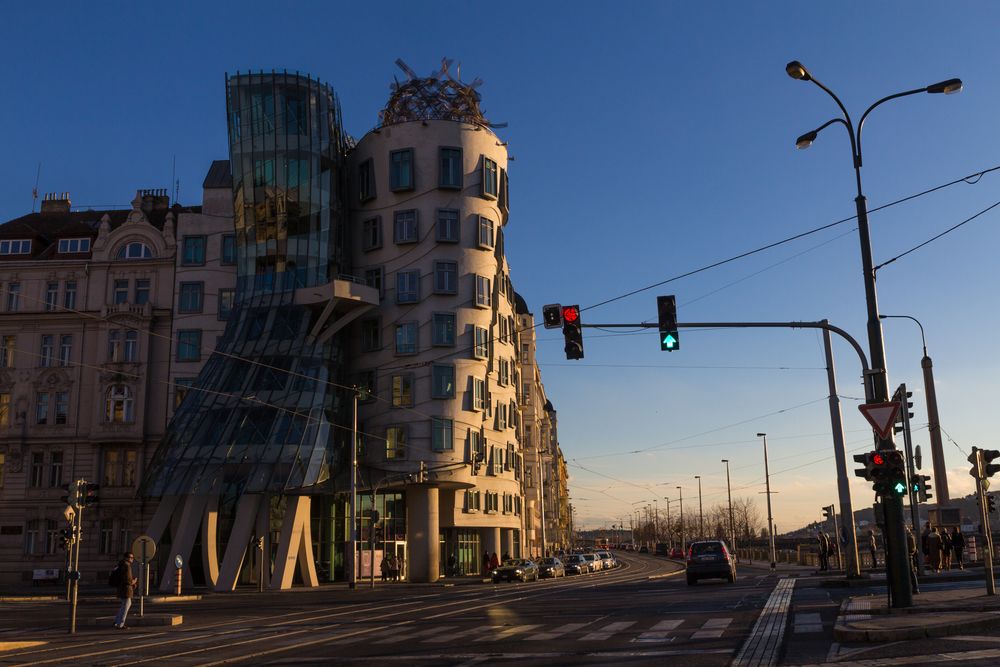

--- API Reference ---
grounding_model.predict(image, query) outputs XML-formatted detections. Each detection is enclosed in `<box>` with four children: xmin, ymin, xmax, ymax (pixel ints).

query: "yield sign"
<box><xmin>858</xmin><ymin>401</ymin><xmax>900</xmax><ymax>440</ymax></box>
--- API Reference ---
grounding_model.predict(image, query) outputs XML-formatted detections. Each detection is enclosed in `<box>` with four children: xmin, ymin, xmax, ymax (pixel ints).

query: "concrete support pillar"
<box><xmin>270</xmin><ymin>495</ymin><xmax>319</xmax><ymax>590</ymax></box>
<box><xmin>215</xmin><ymin>494</ymin><xmax>262</xmax><ymax>592</ymax></box>
<box><xmin>146</xmin><ymin>496</ymin><xmax>179</xmax><ymax>546</ymax></box>
<box><xmin>201</xmin><ymin>495</ymin><xmax>220</xmax><ymax>588</ymax></box>
<box><xmin>256</xmin><ymin>494</ymin><xmax>271</xmax><ymax>589</ymax></box>
<box><xmin>160</xmin><ymin>494</ymin><xmax>209</xmax><ymax>592</ymax></box>
<box><xmin>502</xmin><ymin>528</ymin><xmax>514</xmax><ymax>560</ymax></box>
<box><xmin>483</xmin><ymin>526</ymin><xmax>501</xmax><ymax>561</ymax></box>
<box><xmin>406</xmin><ymin>485</ymin><xmax>440</xmax><ymax>583</ymax></box>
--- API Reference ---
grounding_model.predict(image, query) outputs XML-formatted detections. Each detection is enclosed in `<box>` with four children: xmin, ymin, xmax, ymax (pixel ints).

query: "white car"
<box><xmin>582</xmin><ymin>553</ymin><xmax>600</xmax><ymax>571</ymax></box>
<box><xmin>596</xmin><ymin>551</ymin><xmax>616</xmax><ymax>569</ymax></box>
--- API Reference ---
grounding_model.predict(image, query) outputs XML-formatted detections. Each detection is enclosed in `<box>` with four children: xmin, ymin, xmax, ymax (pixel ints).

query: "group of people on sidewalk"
<box><xmin>379</xmin><ymin>553</ymin><xmax>405</xmax><ymax>581</ymax></box>
<box><xmin>816</xmin><ymin>531</ymin><xmax>841</xmax><ymax>571</ymax></box>
<box><xmin>919</xmin><ymin>522</ymin><xmax>965</xmax><ymax>572</ymax></box>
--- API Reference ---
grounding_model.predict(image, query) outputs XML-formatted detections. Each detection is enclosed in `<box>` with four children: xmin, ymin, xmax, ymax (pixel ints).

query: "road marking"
<box><xmin>633</xmin><ymin>619</ymin><xmax>683</xmax><ymax>642</ymax></box>
<box><xmin>425</xmin><ymin>626</ymin><xmax>494</xmax><ymax>643</ymax></box>
<box><xmin>475</xmin><ymin>624</ymin><xmax>541</xmax><ymax>641</ymax></box>
<box><xmin>374</xmin><ymin>625</ymin><xmax>455</xmax><ymax>644</ymax></box>
<box><xmin>793</xmin><ymin>612</ymin><xmax>823</xmax><ymax>633</ymax></box>
<box><xmin>732</xmin><ymin>576</ymin><xmax>795</xmax><ymax>667</ymax></box>
<box><xmin>691</xmin><ymin>617</ymin><xmax>732</xmax><ymax>639</ymax></box>
<box><xmin>580</xmin><ymin>621</ymin><xmax>636</xmax><ymax>641</ymax></box>
<box><xmin>525</xmin><ymin>622</ymin><xmax>591</xmax><ymax>641</ymax></box>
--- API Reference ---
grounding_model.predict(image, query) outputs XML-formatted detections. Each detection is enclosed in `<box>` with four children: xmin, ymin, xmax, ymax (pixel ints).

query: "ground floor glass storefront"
<box><xmin>313</xmin><ymin>491</ymin><xmax>406</xmax><ymax>582</ymax></box>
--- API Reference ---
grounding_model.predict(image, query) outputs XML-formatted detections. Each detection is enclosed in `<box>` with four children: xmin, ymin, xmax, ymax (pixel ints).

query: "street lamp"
<box><xmin>756</xmin><ymin>433</ymin><xmax>777</xmax><ymax>571</ymax></box>
<box><xmin>662</xmin><ymin>497</ymin><xmax>673</xmax><ymax>550</ymax></box>
<box><xmin>676</xmin><ymin>486</ymin><xmax>685</xmax><ymax>554</ymax></box>
<box><xmin>787</xmin><ymin>60</ymin><xmax>961</xmax><ymax>609</ymax></box>
<box><xmin>694</xmin><ymin>475</ymin><xmax>704</xmax><ymax>540</ymax></box>
<box><xmin>722</xmin><ymin>460</ymin><xmax>736</xmax><ymax>556</ymax></box>
<box><xmin>879</xmin><ymin>313</ymin><xmax>948</xmax><ymax>506</ymax></box>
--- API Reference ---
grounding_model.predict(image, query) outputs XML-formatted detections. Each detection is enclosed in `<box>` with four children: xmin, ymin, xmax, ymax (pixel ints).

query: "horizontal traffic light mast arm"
<box><xmin>583</xmin><ymin>319</ymin><xmax>871</xmax><ymax>392</ymax></box>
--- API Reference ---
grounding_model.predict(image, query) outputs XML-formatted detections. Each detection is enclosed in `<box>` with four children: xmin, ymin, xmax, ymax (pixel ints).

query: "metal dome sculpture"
<box><xmin>379</xmin><ymin>58</ymin><xmax>505</xmax><ymax>128</ymax></box>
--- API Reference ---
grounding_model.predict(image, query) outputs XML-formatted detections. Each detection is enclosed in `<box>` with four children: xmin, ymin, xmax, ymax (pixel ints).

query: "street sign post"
<box><xmin>858</xmin><ymin>402</ymin><xmax>901</xmax><ymax>441</ymax></box>
<box><xmin>131</xmin><ymin>535</ymin><xmax>156</xmax><ymax>617</ymax></box>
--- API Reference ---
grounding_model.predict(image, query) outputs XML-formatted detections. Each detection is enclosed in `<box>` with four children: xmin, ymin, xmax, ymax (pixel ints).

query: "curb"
<box><xmin>834</xmin><ymin>610</ymin><xmax>1000</xmax><ymax>642</ymax></box>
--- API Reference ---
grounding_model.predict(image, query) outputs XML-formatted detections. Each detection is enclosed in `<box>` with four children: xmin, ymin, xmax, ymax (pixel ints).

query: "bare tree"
<box><xmin>731</xmin><ymin>496</ymin><xmax>763</xmax><ymax>542</ymax></box>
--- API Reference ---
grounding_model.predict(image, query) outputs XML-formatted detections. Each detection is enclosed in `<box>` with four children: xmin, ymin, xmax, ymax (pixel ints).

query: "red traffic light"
<box><xmin>872</xmin><ymin>453</ymin><xmax>885</xmax><ymax>466</ymax></box>
<box><xmin>562</xmin><ymin>306</ymin><xmax>580</xmax><ymax>323</ymax></box>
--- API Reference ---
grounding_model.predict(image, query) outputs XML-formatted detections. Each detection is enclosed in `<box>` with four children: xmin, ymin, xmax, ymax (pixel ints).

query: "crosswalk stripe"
<box><xmin>793</xmin><ymin>612</ymin><xmax>823</xmax><ymax>634</ymax></box>
<box><xmin>580</xmin><ymin>621</ymin><xmax>636</xmax><ymax>641</ymax></box>
<box><xmin>475</xmin><ymin>624</ymin><xmax>541</xmax><ymax>642</ymax></box>
<box><xmin>425</xmin><ymin>625</ymin><xmax>495</xmax><ymax>643</ymax></box>
<box><xmin>525</xmin><ymin>622</ymin><xmax>591</xmax><ymax>641</ymax></box>
<box><xmin>649</xmin><ymin>620</ymin><xmax>685</xmax><ymax>631</ymax></box>
<box><xmin>634</xmin><ymin>619</ymin><xmax>684</xmax><ymax>643</ymax></box>
<box><xmin>691</xmin><ymin>617</ymin><xmax>732</xmax><ymax>639</ymax></box>
<box><xmin>380</xmin><ymin>626</ymin><xmax>455</xmax><ymax>643</ymax></box>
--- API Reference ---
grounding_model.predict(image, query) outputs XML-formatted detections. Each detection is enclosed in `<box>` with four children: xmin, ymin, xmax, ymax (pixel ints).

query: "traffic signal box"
<box><xmin>855</xmin><ymin>450</ymin><xmax>906</xmax><ymax>496</ymax></box>
<box><xmin>562</xmin><ymin>305</ymin><xmax>584</xmax><ymax>360</ymax></box>
<box><xmin>657</xmin><ymin>295</ymin><xmax>679</xmax><ymax>351</ymax></box>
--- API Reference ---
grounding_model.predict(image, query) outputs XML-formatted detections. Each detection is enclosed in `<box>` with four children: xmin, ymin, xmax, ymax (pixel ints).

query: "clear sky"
<box><xmin>3</xmin><ymin>2</ymin><xmax>999</xmax><ymax>533</ymax></box>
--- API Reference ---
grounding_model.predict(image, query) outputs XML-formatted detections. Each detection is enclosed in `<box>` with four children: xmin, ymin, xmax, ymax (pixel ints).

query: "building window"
<box><xmin>386</xmin><ymin>426</ymin><xmax>406</xmax><ymax>460</ymax></box>
<box><xmin>218</xmin><ymin>289</ymin><xmax>235</xmax><ymax>320</ymax></box>
<box><xmin>5</xmin><ymin>283</ymin><xmax>20</xmax><ymax>311</ymax></box>
<box><xmin>432</xmin><ymin>313</ymin><xmax>455</xmax><ymax>346</ymax></box>
<box><xmin>434</xmin><ymin>261</ymin><xmax>457</xmax><ymax>294</ymax></box>
<box><xmin>45</xmin><ymin>282</ymin><xmax>58</xmax><ymax>310</ymax></box>
<box><xmin>113</xmin><ymin>279</ymin><xmax>129</xmax><ymax>304</ymax></box>
<box><xmin>0</xmin><ymin>393</ymin><xmax>9</xmax><ymax>427</ymax></box>
<box><xmin>106</xmin><ymin>384</ymin><xmax>134</xmax><ymax>423</ymax></box>
<box><xmin>358</xmin><ymin>158</ymin><xmax>376</xmax><ymax>202</ymax></box>
<box><xmin>522</xmin><ymin>382</ymin><xmax>531</xmax><ymax>405</ymax></box>
<box><xmin>182</xmin><ymin>236</ymin><xmax>206</xmax><ymax>266</ymax></box>
<box><xmin>390</xmin><ymin>148</ymin><xmax>415</xmax><ymax>191</ymax></box>
<box><xmin>124</xmin><ymin>331</ymin><xmax>138</xmax><ymax>362</ymax></box>
<box><xmin>0</xmin><ymin>239</ymin><xmax>31</xmax><ymax>255</ymax></box>
<box><xmin>477</xmin><ymin>216</ymin><xmax>495</xmax><ymax>249</ymax></box>
<box><xmin>54</xmin><ymin>334</ymin><xmax>69</xmax><ymax>367</ymax></box>
<box><xmin>432</xmin><ymin>365</ymin><xmax>455</xmax><ymax>398</ymax></box>
<box><xmin>116</xmin><ymin>242</ymin><xmax>152</xmax><ymax>260</ymax></box>
<box><xmin>39</xmin><ymin>335</ymin><xmax>54</xmax><ymax>367</ymax></box>
<box><xmin>496</xmin><ymin>402</ymin><xmax>508</xmax><ymax>430</ymax></box>
<box><xmin>470</xmin><ymin>429</ymin><xmax>485</xmax><ymax>464</ymax></box>
<box><xmin>48</xmin><ymin>451</ymin><xmax>63</xmax><ymax>487</ymax></box>
<box><xmin>253</xmin><ymin>158</ymin><xmax>275</xmax><ymax>186</ymax></box>
<box><xmin>439</xmin><ymin>147</ymin><xmax>462</xmax><ymax>189</ymax></box>
<box><xmin>24</xmin><ymin>520</ymin><xmax>39</xmax><ymax>556</ymax></box>
<box><xmin>0</xmin><ymin>336</ymin><xmax>13</xmax><ymax>368</ymax></box>
<box><xmin>485</xmin><ymin>491</ymin><xmax>499</xmax><ymax>512</ymax></box>
<box><xmin>124</xmin><ymin>450</ymin><xmax>137</xmax><ymax>486</ymax></box>
<box><xmin>473</xmin><ymin>326</ymin><xmax>489</xmax><ymax>359</ymax></box>
<box><xmin>179</xmin><ymin>282</ymin><xmax>204</xmax><ymax>313</ymax></box>
<box><xmin>396</xmin><ymin>270</ymin><xmax>420</xmax><ymax>304</ymax></box>
<box><xmin>35</xmin><ymin>392</ymin><xmax>50</xmax><ymax>424</ymax></box>
<box><xmin>222</xmin><ymin>234</ymin><xmax>237</xmax><ymax>265</ymax></box>
<box><xmin>177</xmin><ymin>330</ymin><xmax>201</xmax><ymax>361</ymax></box>
<box><xmin>55</xmin><ymin>391</ymin><xmax>68</xmax><ymax>425</ymax></box>
<box><xmin>108</xmin><ymin>330</ymin><xmax>121</xmax><ymax>361</ymax></box>
<box><xmin>58</xmin><ymin>237</ymin><xmax>91</xmax><ymax>253</ymax></box>
<box><xmin>481</xmin><ymin>157</ymin><xmax>498</xmax><ymax>198</ymax></box>
<box><xmin>64</xmin><ymin>281</ymin><xmax>77</xmax><ymax>310</ymax></box>
<box><xmin>393</xmin><ymin>210</ymin><xmax>418</xmax><ymax>244</ymax></box>
<box><xmin>391</xmin><ymin>374</ymin><xmax>413</xmax><ymax>408</ymax></box>
<box><xmin>394</xmin><ymin>322</ymin><xmax>417</xmax><ymax>355</ymax></box>
<box><xmin>475</xmin><ymin>275</ymin><xmax>492</xmax><ymax>308</ymax></box>
<box><xmin>431</xmin><ymin>417</ymin><xmax>453</xmax><ymax>452</ymax></box>
<box><xmin>362</xmin><ymin>216</ymin><xmax>382</xmax><ymax>251</ymax></box>
<box><xmin>364</xmin><ymin>267</ymin><xmax>383</xmax><ymax>297</ymax></box>
<box><xmin>134</xmin><ymin>279</ymin><xmax>150</xmax><ymax>306</ymax></box>
<box><xmin>30</xmin><ymin>451</ymin><xmax>44</xmax><ymax>487</ymax></box>
<box><xmin>436</xmin><ymin>208</ymin><xmax>460</xmax><ymax>243</ymax></box>
<box><xmin>521</xmin><ymin>343</ymin><xmax>530</xmax><ymax>364</ymax></box>
<box><xmin>464</xmin><ymin>490</ymin><xmax>481</xmax><ymax>512</ymax></box>
<box><xmin>99</xmin><ymin>518</ymin><xmax>114</xmax><ymax>555</ymax></box>
<box><xmin>174</xmin><ymin>378</ymin><xmax>195</xmax><ymax>409</ymax></box>
<box><xmin>473</xmin><ymin>377</ymin><xmax>487</xmax><ymax>411</ymax></box>
<box><xmin>361</xmin><ymin>318</ymin><xmax>381</xmax><ymax>351</ymax></box>
<box><xmin>498</xmin><ymin>358</ymin><xmax>509</xmax><ymax>386</ymax></box>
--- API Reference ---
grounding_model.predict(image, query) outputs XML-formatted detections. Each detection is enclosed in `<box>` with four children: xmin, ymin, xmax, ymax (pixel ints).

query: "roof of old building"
<box><xmin>202</xmin><ymin>160</ymin><xmax>233</xmax><ymax>189</ymax></box>
<box><xmin>513</xmin><ymin>291</ymin><xmax>530</xmax><ymax>315</ymax></box>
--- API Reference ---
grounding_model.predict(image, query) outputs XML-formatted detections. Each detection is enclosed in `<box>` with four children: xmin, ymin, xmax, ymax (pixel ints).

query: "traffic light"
<box><xmin>562</xmin><ymin>305</ymin><xmax>584</xmax><ymax>360</ymax></box>
<box><xmin>60</xmin><ymin>481</ymin><xmax>80</xmax><ymax>508</ymax></box>
<box><xmin>913</xmin><ymin>474</ymin><xmax>932</xmax><ymax>503</ymax></box>
<box><xmin>989</xmin><ymin>495</ymin><xmax>997</xmax><ymax>514</ymax></box>
<box><xmin>78</xmin><ymin>482</ymin><xmax>99</xmax><ymax>507</ymax></box>
<box><xmin>542</xmin><ymin>303</ymin><xmax>563</xmax><ymax>329</ymax></box>
<box><xmin>854</xmin><ymin>452</ymin><xmax>874</xmax><ymax>480</ymax></box>
<box><xmin>883</xmin><ymin>450</ymin><xmax>908</xmax><ymax>497</ymax></box>
<box><xmin>983</xmin><ymin>449</ymin><xmax>1000</xmax><ymax>479</ymax></box>
<box><xmin>892</xmin><ymin>387</ymin><xmax>913</xmax><ymax>435</ymax></box>
<box><xmin>970</xmin><ymin>447</ymin><xmax>984</xmax><ymax>479</ymax></box>
<box><xmin>418</xmin><ymin>461</ymin><xmax>427</xmax><ymax>483</ymax></box>
<box><xmin>822</xmin><ymin>505</ymin><xmax>833</xmax><ymax>521</ymax></box>
<box><xmin>656</xmin><ymin>295</ymin><xmax>679</xmax><ymax>351</ymax></box>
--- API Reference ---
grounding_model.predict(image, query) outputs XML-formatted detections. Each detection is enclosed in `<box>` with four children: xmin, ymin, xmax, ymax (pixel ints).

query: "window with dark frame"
<box><xmin>222</xmin><ymin>234</ymin><xmax>237</xmax><ymax>265</ymax></box>
<box><xmin>362</xmin><ymin>216</ymin><xmax>382</xmax><ymax>251</ymax></box>
<box><xmin>182</xmin><ymin>236</ymin><xmax>207</xmax><ymax>266</ymax></box>
<box><xmin>395</xmin><ymin>322</ymin><xmax>418</xmax><ymax>355</ymax></box>
<box><xmin>396</xmin><ymin>270</ymin><xmax>420</xmax><ymax>304</ymax></box>
<box><xmin>439</xmin><ymin>147</ymin><xmax>463</xmax><ymax>189</ymax></box>
<box><xmin>481</xmin><ymin>157</ymin><xmax>498</xmax><ymax>198</ymax></box>
<box><xmin>389</xmin><ymin>148</ymin><xmax>415</xmax><ymax>191</ymax></box>
<box><xmin>477</xmin><ymin>216</ymin><xmax>495</xmax><ymax>249</ymax></box>
<box><xmin>134</xmin><ymin>279</ymin><xmax>150</xmax><ymax>306</ymax></box>
<box><xmin>434</xmin><ymin>261</ymin><xmax>457</xmax><ymax>294</ymax></box>
<box><xmin>436</xmin><ymin>208</ymin><xmax>460</xmax><ymax>242</ymax></box>
<box><xmin>432</xmin><ymin>365</ymin><xmax>455</xmax><ymax>398</ymax></box>
<box><xmin>432</xmin><ymin>313</ymin><xmax>455</xmax><ymax>346</ymax></box>
<box><xmin>358</xmin><ymin>158</ymin><xmax>376</xmax><ymax>202</ymax></box>
<box><xmin>393</xmin><ymin>210</ymin><xmax>418</xmax><ymax>244</ymax></box>
<box><xmin>431</xmin><ymin>417</ymin><xmax>453</xmax><ymax>451</ymax></box>
<box><xmin>178</xmin><ymin>282</ymin><xmax>204</xmax><ymax>313</ymax></box>
<box><xmin>177</xmin><ymin>330</ymin><xmax>202</xmax><ymax>362</ymax></box>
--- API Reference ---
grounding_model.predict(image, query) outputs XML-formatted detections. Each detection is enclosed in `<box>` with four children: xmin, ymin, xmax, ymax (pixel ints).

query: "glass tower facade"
<box><xmin>143</xmin><ymin>72</ymin><xmax>350</xmax><ymax>498</ymax></box>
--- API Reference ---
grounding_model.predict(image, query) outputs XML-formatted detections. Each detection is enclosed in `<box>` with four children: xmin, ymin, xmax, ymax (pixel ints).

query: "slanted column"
<box><xmin>406</xmin><ymin>485</ymin><xmax>439</xmax><ymax>583</ymax></box>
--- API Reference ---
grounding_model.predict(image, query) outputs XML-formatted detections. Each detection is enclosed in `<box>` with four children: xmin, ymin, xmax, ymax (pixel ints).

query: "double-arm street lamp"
<box><xmin>787</xmin><ymin>60</ymin><xmax>961</xmax><ymax>608</ymax></box>
<box><xmin>694</xmin><ymin>475</ymin><xmax>704</xmax><ymax>540</ymax></box>
<box><xmin>676</xmin><ymin>486</ymin><xmax>685</xmax><ymax>553</ymax></box>
<box><xmin>721</xmin><ymin>460</ymin><xmax>736</xmax><ymax>554</ymax></box>
<box><xmin>756</xmin><ymin>433</ymin><xmax>777</xmax><ymax>570</ymax></box>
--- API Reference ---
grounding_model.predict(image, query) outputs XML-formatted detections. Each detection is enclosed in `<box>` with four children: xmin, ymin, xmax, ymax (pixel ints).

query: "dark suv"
<box><xmin>685</xmin><ymin>540</ymin><xmax>736</xmax><ymax>585</ymax></box>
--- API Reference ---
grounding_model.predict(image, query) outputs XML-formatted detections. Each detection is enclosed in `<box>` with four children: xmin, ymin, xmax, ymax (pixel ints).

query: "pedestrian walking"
<box><xmin>906</xmin><ymin>527</ymin><xmax>920</xmax><ymax>594</ymax></box>
<box><xmin>380</xmin><ymin>553</ymin><xmax>389</xmax><ymax>581</ymax></box>
<box><xmin>482</xmin><ymin>552</ymin><xmax>491</xmax><ymax>577</ymax></box>
<box><xmin>817</xmin><ymin>530</ymin><xmax>829</xmax><ymax>571</ymax></box>
<box><xmin>920</xmin><ymin>521</ymin><xmax>931</xmax><ymax>562</ymax></box>
<box><xmin>489</xmin><ymin>552</ymin><xmax>500</xmax><ymax>570</ymax></box>
<box><xmin>397</xmin><ymin>554</ymin><xmax>405</xmax><ymax>581</ymax></box>
<box><xmin>111</xmin><ymin>551</ymin><xmax>137</xmax><ymax>629</ymax></box>
<box><xmin>927</xmin><ymin>526</ymin><xmax>943</xmax><ymax>572</ymax></box>
<box><xmin>867</xmin><ymin>529</ymin><xmax>878</xmax><ymax>569</ymax></box>
<box><xmin>952</xmin><ymin>527</ymin><xmax>965</xmax><ymax>570</ymax></box>
<box><xmin>940</xmin><ymin>529</ymin><xmax>952</xmax><ymax>570</ymax></box>
<box><xmin>826</xmin><ymin>532</ymin><xmax>840</xmax><ymax>570</ymax></box>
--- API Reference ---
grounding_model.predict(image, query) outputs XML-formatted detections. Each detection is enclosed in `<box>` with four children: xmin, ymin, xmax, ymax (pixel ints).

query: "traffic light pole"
<box><xmin>971</xmin><ymin>448</ymin><xmax>996</xmax><ymax>595</ymax></box>
<box><xmin>895</xmin><ymin>384</ymin><xmax>924</xmax><ymax>573</ymax></box>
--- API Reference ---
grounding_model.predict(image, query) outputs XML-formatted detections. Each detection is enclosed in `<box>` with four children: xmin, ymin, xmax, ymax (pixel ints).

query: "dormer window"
<box><xmin>116</xmin><ymin>242</ymin><xmax>153</xmax><ymax>260</ymax></box>
<box><xmin>57</xmin><ymin>238</ymin><xmax>91</xmax><ymax>253</ymax></box>
<box><xmin>0</xmin><ymin>239</ymin><xmax>31</xmax><ymax>255</ymax></box>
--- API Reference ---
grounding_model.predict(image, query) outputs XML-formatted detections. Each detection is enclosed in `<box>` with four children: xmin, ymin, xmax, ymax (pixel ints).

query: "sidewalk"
<box><xmin>834</xmin><ymin>579</ymin><xmax>1000</xmax><ymax>641</ymax></box>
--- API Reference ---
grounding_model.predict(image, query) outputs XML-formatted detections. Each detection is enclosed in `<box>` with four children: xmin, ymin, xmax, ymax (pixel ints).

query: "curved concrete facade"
<box><xmin>350</xmin><ymin>119</ymin><xmax>521</xmax><ymax>580</ymax></box>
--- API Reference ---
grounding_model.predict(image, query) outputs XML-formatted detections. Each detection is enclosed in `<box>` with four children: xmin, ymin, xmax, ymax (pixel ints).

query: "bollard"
<box><xmin>175</xmin><ymin>567</ymin><xmax>182</xmax><ymax>595</ymax></box>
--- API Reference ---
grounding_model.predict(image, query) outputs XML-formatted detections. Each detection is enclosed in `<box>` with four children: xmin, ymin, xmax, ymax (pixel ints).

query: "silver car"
<box><xmin>596</xmin><ymin>550</ymin><xmax>616</xmax><ymax>569</ymax></box>
<box><xmin>563</xmin><ymin>554</ymin><xmax>590</xmax><ymax>574</ymax></box>
<box><xmin>582</xmin><ymin>553</ymin><xmax>600</xmax><ymax>571</ymax></box>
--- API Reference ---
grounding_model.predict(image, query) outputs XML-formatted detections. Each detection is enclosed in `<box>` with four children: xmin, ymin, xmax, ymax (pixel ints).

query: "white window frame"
<box><xmin>473</xmin><ymin>326</ymin><xmax>490</xmax><ymax>359</ymax></box>
<box><xmin>475</xmin><ymin>275</ymin><xmax>491</xmax><ymax>308</ymax></box>
<box><xmin>477</xmin><ymin>215</ymin><xmax>495</xmax><ymax>249</ymax></box>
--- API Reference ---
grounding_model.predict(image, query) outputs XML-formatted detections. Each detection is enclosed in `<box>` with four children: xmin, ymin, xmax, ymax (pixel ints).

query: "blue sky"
<box><xmin>3</xmin><ymin>2</ymin><xmax>999</xmax><ymax>532</ymax></box>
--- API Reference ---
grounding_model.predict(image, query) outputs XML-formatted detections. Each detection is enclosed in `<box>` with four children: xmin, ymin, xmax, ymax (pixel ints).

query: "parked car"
<box><xmin>655</xmin><ymin>543</ymin><xmax>669</xmax><ymax>557</ymax></box>
<box><xmin>563</xmin><ymin>554</ymin><xmax>590</xmax><ymax>575</ymax></box>
<box><xmin>491</xmin><ymin>559</ymin><xmax>540</xmax><ymax>583</ymax></box>
<box><xmin>582</xmin><ymin>553</ymin><xmax>600</xmax><ymax>571</ymax></box>
<box><xmin>537</xmin><ymin>557</ymin><xmax>565</xmax><ymax>578</ymax></box>
<box><xmin>685</xmin><ymin>540</ymin><xmax>736</xmax><ymax>585</ymax></box>
<box><xmin>669</xmin><ymin>547</ymin><xmax>684</xmax><ymax>559</ymax></box>
<box><xmin>596</xmin><ymin>551</ymin><xmax>616</xmax><ymax>569</ymax></box>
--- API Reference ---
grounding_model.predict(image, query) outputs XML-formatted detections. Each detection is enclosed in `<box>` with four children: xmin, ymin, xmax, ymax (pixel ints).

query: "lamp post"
<box><xmin>663</xmin><ymin>497</ymin><xmax>673</xmax><ymax>550</ymax></box>
<box><xmin>653</xmin><ymin>499</ymin><xmax>659</xmax><ymax>545</ymax></box>
<box><xmin>349</xmin><ymin>387</ymin><xmax>359</xmax><ymax>589</ymax></box>
<box><xmin>676</xmin><ymin>486</ymin><xmax>685</xmax><ymax>554</ymax></box>
<box><xmin>880</xmin><ymin>314</ymin><xmax>949</xmax><ymax>506</ymax></box>
<box><xmin>787</xmin><ymin>60</ymin><xmax>960</xmax><ymax>608</ymax></box>
<box><xmin>694</xmin><ymin>476</ymin><xmax>704</xmax><ymax>540</ymax></box>
<box><xmin>722</xmin><ymin>460</ymin><xmax>736</xmax><ymax>555</ymax></box>
<box><xmin>756</xmin><ymin>433</ymin><xmax>777</xmax><ymax>570</ymax></box>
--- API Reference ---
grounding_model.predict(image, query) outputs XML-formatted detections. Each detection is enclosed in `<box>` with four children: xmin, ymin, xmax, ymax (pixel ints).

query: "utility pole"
<box><xmin>677</xmin><ymin>486</ymin><xmax>685</xmax><ymax>554</ymax></box>
<box><xmin>663</xmin><ymin>497</ymin><xmax>673</xmax><ymax>550</ymax></box>
<box><xmin>757</xmin><ymin>434</ymin><xmax>777</xmax><ymax>570</ymax></box>
<box><xmin>653</xmin><ymin>500</ymin><xmax>659</xmax><ymax>546</ymax></box>
<box><xmin>349</xmin><ymin>388</ymin><xmax>359</xmax><ymax>589</ymax></box>
<box><xmin>695</xmin><ymin>476</ymin><xmax>704</xmax><ymax>540</ymax></box>
<box><xmin>970</xmin><ymin>447</ymin><xmax>996</xmax><ymax>595</ymax></box>
<box><xmin>722</xmin><ymin>460</ymin><xmax>736</xmax><ymax>556</ymax></box>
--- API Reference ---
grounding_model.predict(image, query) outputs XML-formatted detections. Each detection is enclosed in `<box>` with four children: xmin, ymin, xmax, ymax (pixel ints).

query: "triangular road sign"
<box><xmin>858</xmin><ymin>401</ymin><xmax>900</xmax><ymax>440</ymax></box>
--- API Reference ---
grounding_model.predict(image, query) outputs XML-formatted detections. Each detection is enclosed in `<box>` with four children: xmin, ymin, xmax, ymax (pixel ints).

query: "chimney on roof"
<box><xmin>40</xmin><ymin>192</ymin><xmax>72</xmax><ymax>214</ymax></box>
<box><xmin>138</xmin><ymin>188</ymin><xmax>170</xmax><ymax>213</ymax></box>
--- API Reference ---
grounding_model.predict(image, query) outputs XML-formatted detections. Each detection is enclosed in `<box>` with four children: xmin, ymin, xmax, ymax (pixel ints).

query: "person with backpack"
<box><xmin>111</xmin><ymin>551</ymin><xmax>137</xmax><ymax>629</ymax></box>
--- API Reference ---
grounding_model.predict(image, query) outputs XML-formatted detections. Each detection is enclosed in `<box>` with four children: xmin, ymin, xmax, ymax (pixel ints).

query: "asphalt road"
<box><xmin>0</xmin><ymin>553</ymin><xmax>789</xmax><ymax>666</ymax></box>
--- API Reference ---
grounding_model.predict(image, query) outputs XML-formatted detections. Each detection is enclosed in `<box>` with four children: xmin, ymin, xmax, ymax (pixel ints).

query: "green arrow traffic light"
<box><xmin>662</xmin><ymin>333</ymin><xmax>677</xmax><ymax>350</ymax></box>
<box><xmin>893</xmin><ymin>481</ymin><xmax>907</xmax><ymax>495</ymax></box>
